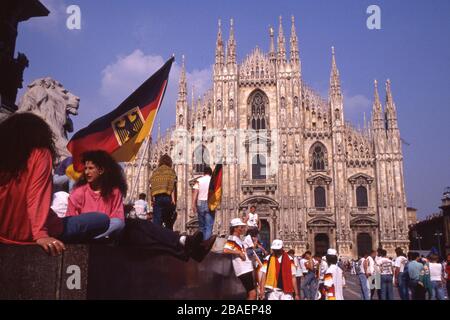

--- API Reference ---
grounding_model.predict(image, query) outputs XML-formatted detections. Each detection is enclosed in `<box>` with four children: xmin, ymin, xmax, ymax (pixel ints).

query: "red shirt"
<box><xmin>0</xmin><ymin>148</ymin><xmax>63</xmax><ymax>244</ymax></box>
<box><xmin>66</xmin><ymin>184</ymin><xmax>124</xmax><ymax>220</ymax></box>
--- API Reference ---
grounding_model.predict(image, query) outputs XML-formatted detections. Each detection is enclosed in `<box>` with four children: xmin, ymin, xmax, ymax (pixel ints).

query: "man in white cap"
<box><xmin>223</xmin><ymin>218</ymin><xmax>257</xmax><ymax>300</ymax></box>
<box><xmin>323</xmin><ymin>248</ymin><xmax>345</xmax><ymax>300</ymax></box>
<box><xmin>259</xmin><ymin>239</ymin><xmax>300</xmax><ymax>300</ymax></box>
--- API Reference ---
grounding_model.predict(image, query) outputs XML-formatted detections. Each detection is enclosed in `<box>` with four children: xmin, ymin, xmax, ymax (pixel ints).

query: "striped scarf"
<box><xmin>265</xmin><ymin>252</ymin><xmax>294</xmax><ymax>293</ymax></box>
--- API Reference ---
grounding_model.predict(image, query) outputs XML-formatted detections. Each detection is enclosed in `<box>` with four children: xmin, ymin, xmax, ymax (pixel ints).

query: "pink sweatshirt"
<box><xmin>66</xmin><ymin>184</ymin><xmax>125</xmax><ymax>221</ymax></box>
<box><xmin>0</xmin><ymin>148</ymin><xmax>63</xmax><ymax>244</ymax></box>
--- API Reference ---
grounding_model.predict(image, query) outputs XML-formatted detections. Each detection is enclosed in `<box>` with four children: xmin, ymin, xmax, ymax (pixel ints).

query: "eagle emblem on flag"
<box><xmin>112</xmin><ymin>107</ymin><xmax>144</xmax><ymax>145</ymax></box>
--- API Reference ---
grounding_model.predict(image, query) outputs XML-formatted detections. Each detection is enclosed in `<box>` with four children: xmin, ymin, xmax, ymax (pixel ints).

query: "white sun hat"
<box><xmin>327</xmin><ymin>248</ymin><xmax>337</xmax><ymax>256</ymax></box>
<box><xmin>230</xmin><ymin>218</ymin><xmax>247</xmax><ymax>227</ymax></box>
<box><xmin>271</xmin><ymin>239</ymin><xmax>283</xmax><ymax>250</ymax></box>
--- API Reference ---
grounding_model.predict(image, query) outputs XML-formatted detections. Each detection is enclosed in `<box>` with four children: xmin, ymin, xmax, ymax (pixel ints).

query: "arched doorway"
<box><xmin>314</xmin><ymin>233</ymin><xmax>329</xmax><ymax>256</ymax></box>
<box><xmin>357</xmin><ymin>233</ymin><xmax>372</xmax><ymax>257</ymax></box>
<box><xmin>259</xmin><ymin>219</ymin><xmax>270</xmax><ymax>252</ymax></box>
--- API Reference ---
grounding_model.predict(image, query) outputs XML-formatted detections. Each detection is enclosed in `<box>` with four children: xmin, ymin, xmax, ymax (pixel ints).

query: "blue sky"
<box><xmin>16</xmin><ymin>0</ymin><xmax>450</xmax><ymax>219</ymax></box>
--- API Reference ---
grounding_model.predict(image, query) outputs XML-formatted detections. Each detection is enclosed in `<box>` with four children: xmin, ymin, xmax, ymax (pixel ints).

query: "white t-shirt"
<box><xmin>319</xmin><ymin>258</ymin><xmax>328</xmax><ymax>281</ymax></box>
<box><xmin>224</xmin><ymin>235</ymin><xmax>254</xmax><ymax>277</ymax></box>
<box><xmin>193</xmin><ymin>175</ymin><xmax>211</xmax><ymax>201</ymax></box>
<box><xmin>324</xmin><ymin>264</ymin><xmax>345</xmax><ymax>300</ymax></box>
<box><xmin>243</xmin><ymin>234</ymin><xmax>254</xmax><ymax>248</ymax></box>
<box><xmin>394</xmin><ymin>256</ymin><xmax>408</xmax><ymax>273</ymax></box>
<box><xmin>294</xmin><ymin>256</ymin><xmax>303</xmax><ymax>277</ymax></box>
<box><xmin>300</xmin><ymin>258</ymin><xmax>308</xmax><ymax>274</ymax></box>
<box><xmin>133</xmin><ymin>199</ymin><xmax>148</xmax><ymax>219</ymax></box>
<box><xmin>374</xmin><ymin>256</ymin><xmax>383</xmax><ymax>274</ymax></box>
<box><xmin>378</xmin><ymin>257</ymin><xmax>393</xmax><ymax>275</ymax></box>
<box><xmin>357</xmin><ymin>257</ymin><xmax>366</xmax><ymax>274</ymax></box>
<box><xmin>246</xmin><ymin>212</ymin><xmax>259</xmax><ymax>227</ymax></box>
<box><xmin>366</xmin><ymin>256</ymin><xmax>375</xmax><ymax>275</ymax></box>
<box><xmin>51</xmin><ymin>191</ymin><xmax>69</xmax><ymax>218</ymax></box>
<box><xmin>429</xmin><ymin>262</ymin><xmax>443</xmax><ymax>281</ymax></box>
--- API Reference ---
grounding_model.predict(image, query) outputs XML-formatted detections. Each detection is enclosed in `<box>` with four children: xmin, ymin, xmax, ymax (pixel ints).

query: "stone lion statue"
<box><xmin>18</xmin><ymin>77</ymin><xmax>80</xmax><ymax>160</ymax></box>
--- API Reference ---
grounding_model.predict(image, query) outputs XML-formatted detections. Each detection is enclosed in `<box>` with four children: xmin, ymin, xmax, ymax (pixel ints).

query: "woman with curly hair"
<box><xmin>66</xmin><ymin>150</ymin><xmax>127</xmax><ymax>240</ymax></box>
<box><xmin>0</xmin><ymin>113</ymin><xmax>109</xmax><ymax>255</ymax></box>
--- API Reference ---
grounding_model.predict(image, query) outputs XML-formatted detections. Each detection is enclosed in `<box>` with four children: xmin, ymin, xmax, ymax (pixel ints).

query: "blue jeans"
<box><xmin>59</xmin><ymin>212</ymin><xmax>110</xmax><ymax>243</ymax></box>
<box><xmin>380</xmin><ymin>274</ymin><xmax>394</xmax><ymax>300</ymax></box>
<box><xmin>94</xmin><ymin>217</ymin><xmax>125</xmax><ymax>239</ymax></box>
<box><xmin>302</xmin><ymin>271</ymin><xmax>317</xmax><ymax>300</ymax></box>
<box><xmin>197</xmin><ymin>200</ymin><xmax>214</xmax><ymax>240</ymax></box>
<box><xmin>358</xmin><ymin>273</ymin><xmax>371</xmax><ymax>300</ymax></box>
<box><xmin>430</xmin><ymin>281</ymin><xmax>446</xmax><ymax>300</ymax></box>
<box><xmin>152</xmin><ymin>194</ymin><xmax>172</xmax><ymax>227</ymax></box>
<box><xmin>398</xmin><ymin>272</ymin><xmax>409</xmax><ymax>300</ymax></box>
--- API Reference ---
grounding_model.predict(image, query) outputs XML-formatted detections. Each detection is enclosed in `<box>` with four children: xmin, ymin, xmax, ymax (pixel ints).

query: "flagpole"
<box><xmin>126</xmin><ymin>135</ymin><xmax>151</xmax><ymax>203</ymax></box>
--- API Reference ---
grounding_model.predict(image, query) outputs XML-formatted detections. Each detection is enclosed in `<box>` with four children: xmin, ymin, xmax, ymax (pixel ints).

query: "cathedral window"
<box><xmin>193</xmin><ymin>145</ymin><xmax>210</xmax><ymax>174</ymax></box>
<box><xmin>248</xmin><ymin>90</ymin><xmax>268</xmax><ymax>130</ymax></box>
<box><xmin>314</xmin><ymin>186</ymin><xmax>326</xmax><ymax>209</ymax></box>
<box><xmin>252</xmin><ymin>154</ymin><xmax>266</xmax><ymax>180</ymax></box>
<box><xmin>310</xmin><ymin>142</ymin><xmax>327</xmax><ymax>171</ymax></box>
<box><xmin>356</xmin><ymin>185</ymin><xmax>368</xmax><ymax>208</ymax></box>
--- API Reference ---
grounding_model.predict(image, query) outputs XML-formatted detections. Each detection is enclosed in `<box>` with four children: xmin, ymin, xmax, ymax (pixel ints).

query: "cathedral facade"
<box><xmin>125</xmin><ymin>17</ymin><xmax>409</xmax><ymax>258</ymax></box>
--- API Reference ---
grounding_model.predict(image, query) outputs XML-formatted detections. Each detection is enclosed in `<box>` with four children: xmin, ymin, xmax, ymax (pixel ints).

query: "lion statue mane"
<box><xmin>18</xmin><ymin>77</ymin><xmax>80</xmax><ymax>160</ymax></box>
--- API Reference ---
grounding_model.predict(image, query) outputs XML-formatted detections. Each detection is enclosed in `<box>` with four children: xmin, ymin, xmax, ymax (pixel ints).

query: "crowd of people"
<box><xmin>1</xmin><ymin>112</ymin><xmax>449</xmax><ymax>301</ymax></box>
<box><xmin>222</xmin><ymin>214</ymin><xmax>346</xmax><ymax>300</ymax></box>
<box><xmin>354</xmin><ymin>248</ymin><xmax>449</xmax><ymax>300</ymax></box>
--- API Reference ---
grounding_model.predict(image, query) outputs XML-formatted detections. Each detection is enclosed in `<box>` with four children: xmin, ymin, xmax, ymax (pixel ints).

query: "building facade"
<box><xmin>125</xmin><ymin>17</ymin><xmax>409</xmax><ymax>258</ymax></box>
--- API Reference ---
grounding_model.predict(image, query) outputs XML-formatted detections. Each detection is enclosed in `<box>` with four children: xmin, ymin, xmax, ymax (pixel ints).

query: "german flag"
<box><xmin>67</xmin><ymin>57</ymin><xmax>174</xmax><ymax>171</ymax></box>
<box><xmin>208</xmin><ymin>164</ymin><xmax>223</xmax><ymax>212</ymax></box>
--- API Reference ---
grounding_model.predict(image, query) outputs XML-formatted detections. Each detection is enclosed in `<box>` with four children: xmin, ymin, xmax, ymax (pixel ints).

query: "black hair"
<box><xmin>0</xmin><ymin>113</ymin><xmax>57</xmax><ymax>182</ymax></box>
<box><xmin>246</xmin><ymin>228</ymin><xmax>259</xmax><ymax>237</ymax></box>
<box><xmin>204</xmin><ymin>166</ymin><xmax>213</xmax><ymax>176</ymax></box>
<box><xmin>408</xmin><ymin>251</ymin><xmax>419</xmax><ymax>260</ymax></box>
<box><xmin>75</xmin><ymin>150</ymin><xmax>128</xmax><ymax>198</ymax></box>
<box><xmin>139</xmin><ymin>193</ymin><xmax>146</xmax><ymax>200</ymax></box>
<box><xmin>326</xmin><ymin>254</ymin><xmax>338</xmax><ymax>265</ymax></box>
<box><xmin>395</xmin><ymin>247</ymin><xmax>405</xmax><ymax>257</ymax></box>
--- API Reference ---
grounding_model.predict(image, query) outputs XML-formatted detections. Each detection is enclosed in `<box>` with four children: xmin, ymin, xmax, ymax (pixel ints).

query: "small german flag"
<box><xmin>208</xmin><ymin>164</ymin><xmax>223</xmax><ymax>212</ymax></box>
<box><xmin>67</xmin><ymin>57</ymin><xmax>174</xmax><ymax>171</ymax></box>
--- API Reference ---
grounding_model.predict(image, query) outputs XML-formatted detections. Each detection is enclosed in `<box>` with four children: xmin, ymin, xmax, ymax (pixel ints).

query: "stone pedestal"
<box><xmin>0</xmin><ymin>243</ymin><xmax>245</xmax><ymax>300</ymax></box>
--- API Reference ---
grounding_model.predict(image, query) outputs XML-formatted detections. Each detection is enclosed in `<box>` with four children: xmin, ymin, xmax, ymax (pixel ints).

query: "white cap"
<box><xmin>271</xmin><ymin>239</ymin><xmax>283</xmax><ymax>250</ymax></box>
<box><xmin>230</xmin><ymin>218</ymin><xmax>246</xmax><ymax>227</ymax></box>
<box><xmin>327</xmin><ymin>248</ymin><xmax>337</xmax><ymax>256</ymax></box>
<box><xmin>51</xmin><ymin>191</ymin><xmax>69</xmax><ymax>218</ymax></box>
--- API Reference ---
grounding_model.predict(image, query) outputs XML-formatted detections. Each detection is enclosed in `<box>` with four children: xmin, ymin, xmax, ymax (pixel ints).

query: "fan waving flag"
<box><xmin>67</xmin><ymin>57</ymin><xmax>174</xmax><ymax>171</ymax></box>
<box><xmin>208</xmin><ymin>164</ymin><xmax>223</xmax><ymax>212</ymax></box>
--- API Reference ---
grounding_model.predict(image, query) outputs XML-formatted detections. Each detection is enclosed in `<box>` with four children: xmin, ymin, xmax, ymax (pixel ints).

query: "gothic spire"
<box><xmin>277</xmin><ymin>16</ymin><xmax>286</xmax><ymax>63</ymax></box>
<box><xmin>385</xmin><ymin>79</ymin><xmax>398</xmax><ymax>129</ymax></box>
<box><xmin>289</xmin><ymin>15</ymin><xmax>299</xmax><ymax>65</ymax></box>
<box><xmin>177</xmin><ymin>54</ymin><xmax>187</xmax><ymax>101</ymax></box>
<box><xmin>215</xmin><ymin>19</ymin><xmax>224</xmax><ymax>70</ymax></box>
<box><xmin>269</xmin><ymin>25</ymin><xmax>276</xmax><ymax>62</ymax></box>
<box><xmin>226</xmin><ymin>18</ymin><xmax>236</xmax><ymax>66</ymax></box>
<box><xmin>372</xmin><ymin>79</ymin><xmax>384</xmax><ymax>130</ymax></box>
<box><xmin>329</xmin><ymin>46</ymin><xmax>341</xmax><ymax>98</ymax></box>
